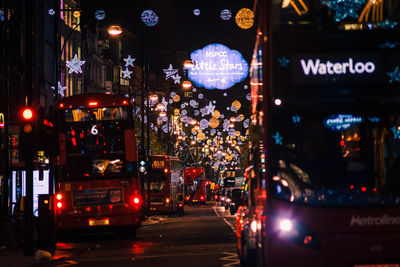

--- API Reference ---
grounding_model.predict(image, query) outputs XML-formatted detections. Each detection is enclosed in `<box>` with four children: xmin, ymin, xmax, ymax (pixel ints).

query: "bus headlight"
<box><xmin>279</xmin><ymin>218</ymin><xmax>293</xmax><ymax>232</ymax></box>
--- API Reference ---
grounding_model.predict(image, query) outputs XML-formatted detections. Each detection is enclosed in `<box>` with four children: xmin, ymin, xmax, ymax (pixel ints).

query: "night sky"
<box><xmin>84</xmin><ymin>0</ymin><xmax>256</xmax><ymax>114</ymax></box>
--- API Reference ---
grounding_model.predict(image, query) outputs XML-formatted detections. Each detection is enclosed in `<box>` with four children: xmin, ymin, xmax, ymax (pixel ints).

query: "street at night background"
<box><xmin>3</xmin><ymin>0</ymin><xmax>400</xmax><ymax>266</ymax></box>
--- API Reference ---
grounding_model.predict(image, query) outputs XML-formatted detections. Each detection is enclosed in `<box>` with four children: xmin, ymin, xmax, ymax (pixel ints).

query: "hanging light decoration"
<box><xmin>107</xmin><ymin>25</ymin><xmax>123</xmax><ymax>36</ymax></box>
<box><xmin>156</xmin><ymin>103</ymin><xmax>165</xmax><ymax>111</ymax></box>
<box><xmin>159</xmin><ymin>111</ymin><xmax>167</xmax><ymax>117</ymax></box>
<box><xmin>182</xmin><ymin>80</ymin><xmax>192</xmax><ymax>89</ymax></box>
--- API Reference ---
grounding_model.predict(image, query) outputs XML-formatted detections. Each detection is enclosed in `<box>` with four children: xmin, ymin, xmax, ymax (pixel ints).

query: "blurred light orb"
<box><xmin>235</xmin><ymin>8</ymin><xmax>254</xmax><ymax>29</ymax></box>
<box><xmin>193</xmin><ymin>9</ymin><xmax>200</xmax><ymax>16</ymax></box>
<box><xmin>198</xmin><ymin>93</ymin><xmax>204</xmax><ymax>99</ymax></box>
<box><xmin>48</xmin><ymin>9</ymin><xmax>55</xmax><ymax>16</ymax></box>
<box><xmin>141</xmin><ymin>10</ymin><xmax>159</xmax><ymax>27</ymax></box>
<box><xmin>95</xmin><ymin>10</ymin><xmax>106</xmax><ymax>20</ymax></box>
<box><xmin>223</xmin><ymin>93</ymin><xmax>227</xmax><ymax>97</ymax></box>
<box><xmin>220</xmin><ymin>9</ymin><xmax>232</xmax><ymax>20</ymax></box>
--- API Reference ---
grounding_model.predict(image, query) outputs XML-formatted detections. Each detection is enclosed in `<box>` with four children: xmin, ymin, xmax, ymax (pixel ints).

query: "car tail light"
<box><xmin>165</xmin><ymin>198</ymin><xmax>170</xmax><ymax>204</ymax></box>
<box><xmin>179</xmin><ymin>203</ymin><xmax>183</xmax><ymax>207</ymax></box>
<box><xmin>186</xmin><ymin>196</ymin><xmax>190</xmax><ymax>200</ymax></box>
<box><xmin>200</xmin><ymin>196</ymin><xmax>204</xmax><ymax>201</ymax></box>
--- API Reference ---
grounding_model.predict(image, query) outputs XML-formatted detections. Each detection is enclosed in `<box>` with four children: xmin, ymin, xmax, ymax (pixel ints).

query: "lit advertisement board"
<box><xmin>188</xmin><ymin>43</ymin><xmax>249</xmax><ymax>90</ymax></box>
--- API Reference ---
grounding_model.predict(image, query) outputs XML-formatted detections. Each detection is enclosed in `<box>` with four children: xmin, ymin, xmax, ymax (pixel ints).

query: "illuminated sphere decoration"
<box><xmin>141</xmin><ymin>10</ymin><xmax>159</xmax><ymax>27</ymax></box>
<box><xmin>235</xmin><ymin>8</ymin><xmax>254</xmax><ymax>29</ymax></box>
<box><xmin>95</xmin><ymin>10</ymin><xmax>106</xmax><ymax>20</ymax></box>
<box><xmin>193</xmin><ymin>9</ymin><xmax>200</xmax><ymax>16</ymax></box>
<box><xmin>220</xmin><ymin>9</ymin><xmax>232</xmax><ymax>20</ymax></box>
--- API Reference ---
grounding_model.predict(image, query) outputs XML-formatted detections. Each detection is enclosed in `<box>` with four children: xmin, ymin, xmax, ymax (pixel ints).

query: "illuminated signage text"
<box><xmin>301</xmin><ymin>58</ymin><xmax>375</xmax><ymax>76</ymax></box>
<box><xmin>189</xmin><ymin>43</ymin><xmax>249</xmax><ymax>90</ymax></box>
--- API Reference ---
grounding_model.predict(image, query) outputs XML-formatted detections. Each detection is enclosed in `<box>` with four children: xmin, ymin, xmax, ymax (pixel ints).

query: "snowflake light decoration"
<box><xmin>321</xmin><ymin>0</ymin><xmax>366</xmax><ymax>22</ymax></box>
<box><xmin>66</xmin><ymin>54</ymin><xmax>85</xmax><ymax>74</ymax></box>
<box><xmin>378</xmin><ymin>42</ymin><xmax>397</xmax><ymax>49</ymax></box>
<box><xmin>121</xmin><ymin>68</ymin><xmax>132</xmax><ymax>79</ymax></box>
<box><xmin>220</xmin><ymin>9</ymin><xmax>232</xmax><ymax>20</ymax></box>
<box><xmin>123</xmin><ymin>55</ymin><xmax>136</xmax><ymax>67</ymax></box>
<box><xmin>388</xmin><ymin>67</ymin><xmax>400</xmax><ymax>83</ymax></box>
<box><xmin>141</xmin><ymin>10</ymin><xmax>159</xmax><ymax>27</ymax></box>
<box><xmin>163</xmin><ymin>64</ymin><xmax>178</xmax><ymax>80</ymax></box>
<box><xmin>378</xmin><ymin>19</ymin><xmax>399</xmax><ymax>29</ymax></box>
<box><xmin>95</xmin><ymin>10</ymin><xmax>106</xmax><ymax>20</ymax></box>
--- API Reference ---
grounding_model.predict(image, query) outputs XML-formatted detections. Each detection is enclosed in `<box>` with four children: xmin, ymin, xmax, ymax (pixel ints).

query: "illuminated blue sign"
<box><xmin>323</xmin><ymin>114</ymin><xmax>363</xmax><ymax>131</ymax></box>
<box><xmin>188</xmin><ymin>43</ymin><xmax>249</xmax><ymax>90</ymax></box>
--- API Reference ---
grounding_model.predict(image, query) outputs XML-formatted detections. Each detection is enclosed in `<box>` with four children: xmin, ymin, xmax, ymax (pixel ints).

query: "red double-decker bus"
<box><xmin>53</xmin><ymin>93</ymin><xmax>142</xmax><ymax>235</ymax></box>
<box><xmin>184</xmin><ymin>167</ymin><xmax>206</xmax><ymax>204</ymax></box>
<box><xmin>237</xmin><ymin>1</ymin><xmax>400</xmax><ymax>266</ymax></box>
<box><xmin>146</xmin><ymin>155</ymin><xmax>181</xmax><ymax>213</ymax></box>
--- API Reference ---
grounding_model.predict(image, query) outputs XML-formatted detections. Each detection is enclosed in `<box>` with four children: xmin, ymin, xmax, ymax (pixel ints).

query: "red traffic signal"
<box><xmin>21</xmin><ymin>107</ymin><xmax>34</xmax><ymax>121</ymax></box>
<box><xmin>20</xmin><ymin>107</ymin><xmax>35</xmax><ymax>134</ymax></box>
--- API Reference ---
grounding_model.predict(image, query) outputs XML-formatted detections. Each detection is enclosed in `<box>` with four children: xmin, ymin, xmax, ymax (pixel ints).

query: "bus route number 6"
<box><xmin>91</xmin><ymin>125</ymin><xmax>99</xmax><ymax>135</ymax></box>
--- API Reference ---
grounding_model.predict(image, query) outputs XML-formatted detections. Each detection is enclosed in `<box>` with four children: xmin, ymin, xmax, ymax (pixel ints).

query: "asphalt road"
<box><xmin>36</xmin><ymin>203</ymin><xmax>239</xmax><ymax>266</ymax></box>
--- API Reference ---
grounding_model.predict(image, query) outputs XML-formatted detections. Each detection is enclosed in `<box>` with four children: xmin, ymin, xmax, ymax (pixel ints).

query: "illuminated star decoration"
<box><xmin>321</xmin><ymin>0</ymin><xmax>366</xmax><ymax>22</ymax></box>
<box><xmin>205</xmin><ymin>101</ymin><xmax>216</xmax><ymax>115</ymax></box>
<box><xmin>278</xmin><ymin>56</ymin><xmax>290</xmax><ymax>68</ymax></box>
<box><xmin>161</xmin><ymin>97</ymin><xmax>168</xmax><ymax>111</ymax></box>
<box><xmin>121</xmin><ymin>68</ymin><xmax>132</xmax><ymax>79</ymax></box>
<box><xmin>123</xmin><ymin>55</ymin><xmax>136</xmax><ymax>67</ymax></box>
<box><xmin>387</xmin><ymin>67</ymin><xmax>400</xmax><ymax>83</ymax></box>
<box><xmin>272</xmin><ymin>132</ymin><xmax>283</xmax><ymax>145</ymax></box>
<box><xmin>391</xmin><ymin>126</ymin><xmax>400</xmax><ymax>139</ymax></box>
<box><xmin>66</xmin><ymin>54</ymin><xmax>85</xmax><ymax>74</ymax></box>
<box><xmin>171</xmin><ymin>74</ymin><xmax>181</xmax><ymax>84</ymax></box>
<box><xmin>51</xmin><ymin>81</ymin><xmax>67</xmax><ymax>97</ymax></box>
<box><xmin>292</xmin><ymin>115</ymin><xmax>301</xmax><ymax>123</ymax></box>
<box><xmin>163</xmin><ymin>64</ymin><xmax>178</xmax><ymax>80</ymax></box>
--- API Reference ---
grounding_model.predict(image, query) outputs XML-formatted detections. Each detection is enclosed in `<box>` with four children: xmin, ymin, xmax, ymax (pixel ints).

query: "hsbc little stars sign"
<box><xmin>188</xmin><ymin>43</ymin><xmax>249</xmax><ymax>90</ymax></box>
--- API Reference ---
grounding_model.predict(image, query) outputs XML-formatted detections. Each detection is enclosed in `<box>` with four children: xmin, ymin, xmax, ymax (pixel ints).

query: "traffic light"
<box><xmin>20</xmin><ymin>107</ymin><xmax>35</xmax><ymax>134</ymax></box>
<box><xmin>139</xmin><ymin>159</ymin><xmax>146</xmax><ymax>173</ymax></box>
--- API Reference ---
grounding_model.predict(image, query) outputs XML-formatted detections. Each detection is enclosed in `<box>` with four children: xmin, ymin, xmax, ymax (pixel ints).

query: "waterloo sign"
<box><xmin>188</xmin><ymin>43</ymin><xmax>249</xmax><ymax>90</ymax></box>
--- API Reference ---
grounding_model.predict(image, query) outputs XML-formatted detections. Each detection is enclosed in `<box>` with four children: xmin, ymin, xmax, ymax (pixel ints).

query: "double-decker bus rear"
<box><xmin>146</xmin><ymin>155</ymin><xmax>181</xmax><ymax>213</ymax></box>
<box><xmin>54</xmin><ymin>93</ymin><xmax>142</xmax><ymax>235</ymax></box>
<box><xmin>239</xmin><ymin>1</ymin><xmax>400</xmax><ymax>266</ymax></box>
<box><xmin>184</xmin><ymin>167</ymin><xmax>206</xmax><ymax>204</ymax></box>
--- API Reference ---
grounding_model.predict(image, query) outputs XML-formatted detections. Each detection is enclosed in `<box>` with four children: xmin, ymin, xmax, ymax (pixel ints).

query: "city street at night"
<box><xmin>2</xmin><ymin>0</ymin><xmax>400</xmax><ymax>266</ymax></box>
